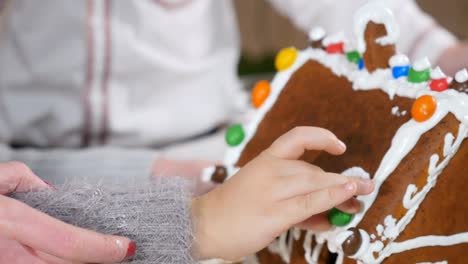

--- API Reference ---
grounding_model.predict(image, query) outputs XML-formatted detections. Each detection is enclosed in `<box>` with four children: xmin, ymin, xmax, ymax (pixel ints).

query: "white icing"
<box><xmin>350</xmin><ymin>229</ymin><xmax>371</xmax><ymax>259</ymax></box>
<box><xmin>455</xmin><ymin>69</ymin><xmax>468</xmax><ymax>83</ymax></box>
<box><xmin>431</xmin><ymin>67</ymin><xmax>447</xmax><ymax>80</ymax></box>
<box><xmin>268</xmin><ymin>229</ymin><xmax>302</xmax><ymax>263</ymax></box>
<box><xmin>382</xmin><ymin>215</ymin><xmax>398</xmax><ymax>240</ymax></box>
<box><xmin>201</xmin><ymin>166</ymin><xmax>215</xmax><ymax>182</ymax></box>
<box><xmin>389</xmin><ymin>54</ymin><xmax>409</xmax><ymax>67</ymax></box>
<box><xmin>304</xmin><ymin>231</ymin><xmax>323</xmax><ymax>264</ymax></box>
<box><xmin>322</xmin><ymin>32</ymin><xmax>346</xmax><ymax>47</ymax></box>
<box><xmin>412</xmin><ymin>57</ymin><xmax>431</xmax><ymax>72</ymax></box>
<box><xmin>309</xmin><ymin>26</ymin><xmax>326</xmax><ymax>41</ymax></box>
<box><xmin>354</xmin><ymin>0</ymin><xmax>400</xmax><ymax>53</ymax></box>
<box><xmin>381</xmin><ymin>233</ymin><xmax>468</xmax><ymax>260</ymax></box>
<box><xmin>417</xmin><ymin>261</ymin><xmax>448</xmax><ymax>264</ymax></box>
<box><xmin>391</xmin><ymin>106</ymin><xmax>407</xmax><ymax>117</ymax></box>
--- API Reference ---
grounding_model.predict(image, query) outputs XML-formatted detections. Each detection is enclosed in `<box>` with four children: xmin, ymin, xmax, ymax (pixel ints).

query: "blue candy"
<box><xmin>358</xmin><ymin>58</ymin><xmax>365</xmax><ymax>70</ymax></box>
<box><xmin>392</xmin><ymin>65</ymin><xmax>410</xmax><ymax>79</ymax></box>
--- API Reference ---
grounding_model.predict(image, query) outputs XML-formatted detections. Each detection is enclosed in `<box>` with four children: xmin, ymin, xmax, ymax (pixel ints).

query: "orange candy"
<box><xmin>411</xmin><ymin>95</ymin><xmax>437</xmax><ymax>122</ymax></box>
<box><xmin>252</xmin><ymin>80</ymin><xmax>271</xmax><ymax>108</ymax></box>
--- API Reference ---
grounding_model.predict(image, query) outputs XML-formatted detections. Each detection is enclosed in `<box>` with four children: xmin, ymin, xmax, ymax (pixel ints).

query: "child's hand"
<box><xmin>153</xmin><ymin>158</ymin><xmax>218</xmax><ymax>195</ymax></box>
<box><xmin>191</xmin><ymin>127</ymin><xmax>374</xmax><ymax>261</ymax></box>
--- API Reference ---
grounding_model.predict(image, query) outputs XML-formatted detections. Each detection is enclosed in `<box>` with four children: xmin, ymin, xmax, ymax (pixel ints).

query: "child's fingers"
<box><xmin>294</xmin><ymin>213</ymin><xmax>331</xmax><ymax>231</ymax></box>
<box><xmin>293</xmin><ymin>198</ymin><xmax>363</xmax><ymax>230</ymax></box>
<box><xmin>265</xmin><ymin>127</ymin><xmax>346</xmax><ymax>160</ymax></box>
<box><xmin>335</xmin><ymin>198</ymin><xmax>362</xmax><ymax>214</ymax></box>
<box><xmin>279</xmin><ymin>178</ymin><xmax>373</xmax><ymax>226</ymax></box>
<box><xmin>275</xmin><ymin>172</ymin><xmax>348</xmax><ymax>199</ymax></box>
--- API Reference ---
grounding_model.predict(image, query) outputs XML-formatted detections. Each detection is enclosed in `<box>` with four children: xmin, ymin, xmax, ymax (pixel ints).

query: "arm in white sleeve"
<box><xmin>0</xmin><ymin>144</ymin><xmax>159</xmax><ymax>184</ymax></box>
<box><xmin>267</xmin><ymin>0</ymin><xmax>458</xmax><ymax>63</ymax></box>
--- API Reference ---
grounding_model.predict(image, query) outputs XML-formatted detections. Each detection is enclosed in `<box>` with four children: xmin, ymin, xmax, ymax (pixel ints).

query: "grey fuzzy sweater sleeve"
<box><xmin>12</xmin><ymin>177</ymin><xmax>195</xmax><ymax>264</ymax></box>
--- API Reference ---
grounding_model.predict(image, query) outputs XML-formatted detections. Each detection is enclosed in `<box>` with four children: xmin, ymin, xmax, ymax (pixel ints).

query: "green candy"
<box><xmin>346</xmin><ymin>51</ymin><xmax>362</xmax><ymax>64</ymax></box>
<box><xmin>226</xmin><ymin>124</ymin><xmax>245</xmax><ymax>147</ymax></box>
<box><xmin>408</xmin><ymin>68</ymin><xmax>431</xmax><ymax>83</ymax></box>
<box><xmin>329</xmin><ymin>208</ymin><xmax>354</xmax><ymax>227</ymax></box>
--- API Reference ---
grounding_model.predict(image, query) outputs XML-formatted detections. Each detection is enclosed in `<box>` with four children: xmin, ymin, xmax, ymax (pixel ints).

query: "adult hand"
<box><xmin>0</xmin><ymin>161</ymin><xmax>136</xmax><ymax>264</ymax></box>
<box><xmin>192</xmin><ymin>127</ymin><xmax>374</xmax><ymax>261</ymax></box>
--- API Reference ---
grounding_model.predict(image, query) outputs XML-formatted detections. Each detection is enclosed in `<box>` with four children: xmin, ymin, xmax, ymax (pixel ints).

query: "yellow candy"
<box><xmin>275</xmin><ymin>47</ymin><xmax>298</xmax><ymax>71</ymax></box>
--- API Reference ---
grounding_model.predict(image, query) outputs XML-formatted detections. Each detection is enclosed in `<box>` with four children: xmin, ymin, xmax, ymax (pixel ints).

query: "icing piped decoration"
<box><xmin>408</xmin><ymin>57</ymin><xmax>431</xmax><ymax>83</ymax></box>
<box><xmin>431</xmin><ymin>67</ymin><xmax>447</xmax><ymax>80</ymax></box>
<box><xmin>430</xmin><ymin>67</ymin><xmax>451</xmax><ymax>92</ymax></box>
<box><xmin>252</xmin><ymin>80</ymin><xmax>271</xmax><ymax>108</ymax></box>
<box><xmin>354</xmin><ymin>0</ymin><xmax>400</xmax><ymax>53</ymax></box>
<box><xmin>309</xmin><ymin>27</ymin><xmax>326</xmax><ymax>49</ymax></box>
<box><xmin>412</xmin><ymin>57</ymin><xmax>431</xmax><ymax>72</ymax></box>
<box><xmin>411</xmin><ymin>95</ymin><xmax>437</xmax><ymax>122</ymax></box>
<box><xmin>309</xmin><ymin>26</ymin><xmax>326</xmax><ymax>42</ymax></box>
<box><xmin>226</xmin><ymin>124</ymin><xmax>245</xmax><ymax>147</ymax></box>
<box><xmin>329</xmin><ymin>208</ymin><xmax>354</xmax><ymax>227</ymax></box>
<box><xmin>453</xmin><ymin>69</ymin><xmax>468</xmax><ymax>93</ymax></box>
<box><xmin>389</xmin><ymin>54</ymin><xmax>410</xmax><ymax>79</ymax></box>
<box><xmin>275</xmin><ymin>47</ymin><xmax>298</xmax><ymax>71</ymax></box>
<box><xmin>455</xmin><ymin>69</ymin><xmax>468</xmax><ymax>83</ymax></box>
<box><xmin>389</xmin><ymin>54</ymin><xmax>410</xmax><ymax>67</ymax></box>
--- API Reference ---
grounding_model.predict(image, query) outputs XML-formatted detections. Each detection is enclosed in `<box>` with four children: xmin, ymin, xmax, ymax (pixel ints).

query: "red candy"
<box><xmin>430</xmin><ymin>78</ymin><xmax>450</xmax><ymax>92</ymax></box>
<box><xmin>326</xmin><ymin>42</ymin><xmax>345</xmax><ymax>54</ymax></box>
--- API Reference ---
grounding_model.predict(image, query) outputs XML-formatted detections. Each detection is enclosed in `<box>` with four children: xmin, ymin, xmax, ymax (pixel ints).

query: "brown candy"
<box><xmin>211</xmin><ymin>165</ymin><xmax>228</xmax><ymax>183</ymax></box>
<box><xmin>452</xmin><ymin>81</ymin><xmax>468</xmax><ymax>94</ymax></box>
<box><xmin>342</xmin><ymin>228</ymin><xmax>363</xmax><ymax>257</ymax></box>
<box><xmin>310</xmin><ymin>39</ymin><xmax>324</xmax><ymax>49</ymax></box>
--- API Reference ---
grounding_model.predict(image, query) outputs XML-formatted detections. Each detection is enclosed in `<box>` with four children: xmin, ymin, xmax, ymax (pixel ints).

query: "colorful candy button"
<box><xmin>346</xmin><ymin>51</ymin><xmax>361</xmax><ymax>64</ymax></box>
<box><xmin>429</xmin><ymin>67</ymin><xmax>450</xmax><ymax>92</ymax></box>
<box><xmin>329</xmin><ymin>208</ymin><xmax>354</xmax><ymax>227</ymax></box>
<box><xmin>408</xmin><ymin>58</ymin><xmax>431</xmax><ymax>83</ymax></box>
<box><xmin>225</xmin><ymin>124</ymin><xmax>245</xmax><ymax>147</ymax></box>
<box><xmin>358</xmin><ymin>58</ymin><xmax>365</xmax><ymax>70</ymax></box>
<box><xmin>408</xmin><ymin>68</ymin><xmax>431</xmax><ymax>83</ymax></box>
<box><xmin>252</xmin><ymin>80</ymin><xmax>271</xmax><ymax>108</ymax></box>
<box><xmin>411</xmin><ymin>95</ymin><xmax>437</xmax><ymax>122</ymax></box>
<box><xmin>275</xmin><ymin>47</ymin><xmax>298</xmax><ymax>71</ymax></box>
<box><xmin>326</xmin><ymin>42</ymin><xmax>345</xmax><ymax>54</ymax></box>
<box><xmin>430</xmin><ymin>78</ymin><xmax>450</xmax><ymax>92</ymax></box>
<box><xmin>392</xmin><ymin>66</ymin><xmax>410</xmax><ymax>79</ymax></box>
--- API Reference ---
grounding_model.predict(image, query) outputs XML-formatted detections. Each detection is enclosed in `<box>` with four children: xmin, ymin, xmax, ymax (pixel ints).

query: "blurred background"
<box><xmin>235</xmin><ymin>0</ymin><xmax>468</xmax><ymax>77</ymax></box>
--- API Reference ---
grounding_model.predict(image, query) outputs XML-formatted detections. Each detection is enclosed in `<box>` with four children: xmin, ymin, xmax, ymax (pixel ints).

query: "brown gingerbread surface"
<box><xmin>235</xmin><ymin>60</ymin><xmax>468</xmax><ymax>263</ymax></box>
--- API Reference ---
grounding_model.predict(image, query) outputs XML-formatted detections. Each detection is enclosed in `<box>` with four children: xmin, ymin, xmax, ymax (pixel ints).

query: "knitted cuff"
<box><xmin>12</xmin><ymin>177</ymin><xmax>195</xmax><ymax>264</ymax></box>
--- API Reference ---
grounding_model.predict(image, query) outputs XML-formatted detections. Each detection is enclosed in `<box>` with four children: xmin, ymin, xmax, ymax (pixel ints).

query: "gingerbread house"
<box><xmin>203</xmin><ymin>1</ymin><xmax>468</xmax><ymax>263</ymax></box>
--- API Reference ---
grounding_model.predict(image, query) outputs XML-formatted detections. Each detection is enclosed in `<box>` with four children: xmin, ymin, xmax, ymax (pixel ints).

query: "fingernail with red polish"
<box><xmin>125</xmin><ymin>241</ymin><xmax>137</xmax><ymax>259</ymax></box>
